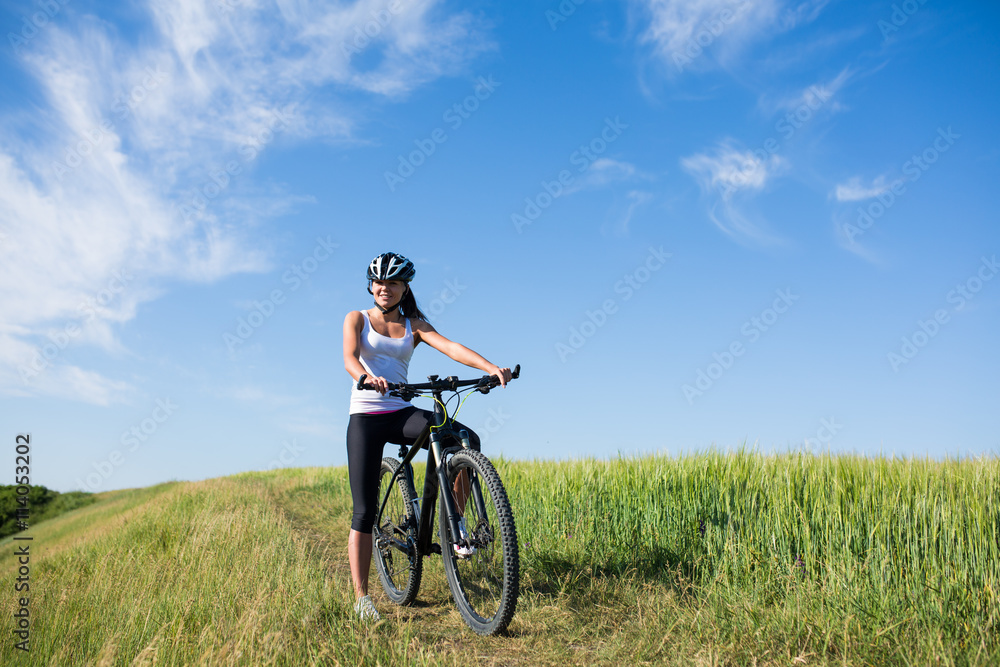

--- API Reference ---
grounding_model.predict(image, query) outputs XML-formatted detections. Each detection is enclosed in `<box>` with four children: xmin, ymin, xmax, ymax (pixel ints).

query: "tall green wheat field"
<box><xmin>2</xmin><ymin>452</ymin><xmax>998</xmax><ymax>666</ymax></box>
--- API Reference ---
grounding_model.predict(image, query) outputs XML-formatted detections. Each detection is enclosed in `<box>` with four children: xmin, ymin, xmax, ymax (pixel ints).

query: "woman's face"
<box><xmin>372</xmin><ymin>279</ymin><xmax>405</xmax><ymax>309</ymax></box>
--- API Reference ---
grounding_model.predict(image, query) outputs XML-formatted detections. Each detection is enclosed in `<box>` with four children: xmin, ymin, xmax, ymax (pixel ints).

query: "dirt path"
<box><xmin>264</xmin><ymin>474</ymin><xmax>579</xmax><ymax>666</ymax></box>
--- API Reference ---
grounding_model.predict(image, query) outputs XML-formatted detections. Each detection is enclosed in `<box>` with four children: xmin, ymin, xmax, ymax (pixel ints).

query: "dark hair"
<box><xmin>399</xmin><ymin>285</ymin><xmax>428</xmax><ymax>321</ymax></box>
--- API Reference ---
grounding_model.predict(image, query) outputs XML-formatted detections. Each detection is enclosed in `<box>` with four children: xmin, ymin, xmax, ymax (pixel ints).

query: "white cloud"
<box><xmin>681</xmin><ymin>140</ymin><xmax>787</xmax><ymax>244</ymax></box>
<box><xmin>832</xmin><ymin>214</ymin><xmax>887</xmax><ymax>266</ymax></box>
<box><xmin>559</xmin><ymin>159</ymin><xmax>653</xmax><ymax>235</ymax></box>
<box><xmin>0</xmin><ymin>0</ymin><xmax>491</xmax><ymax>403</ymax></box>
<box><xmin>631</xmin><ymin>0</ymin><xmax>828</xmax><ymax>73</ymax></box>
<box><xmin>831</xmin><ymin>174</ymin><xmax>905</xmax><ymax>264</ymax></box>
<box><xmin>832</xmin><ymin>175</ymin><xmax>893</xmax><ymax>202</ymax></box>
<box><xmin>705</xmin><ymin>199</ymin><xmax>783</xmax><ymax>246</ymax></box>
<box><xmin>635</xmin><ymin>0</ymin><xmax>775</xmax><ymax>66</ymax></box>
<box><xmin>0</xmin><ymin>327</ymin><xmax>133</xmax><ymax>406</ymax></box>
<box><xmin>763</xmin><ymin>67</ymin><xmax>851</xmax><ymax>116</ymax></box>
<box><xmin>681</xmin><ymin>140</ymin><xmax>784</xmax><ymax>196</ymax></box>
<box><xmin>605</xmin><ymin>190</ymin><xmax>654</xmax><ymax>236</ymax></box>
<box><xmin>565</xmin><ymin>158</ymin><xmax>642</xmax><ymax>195</ymax></box>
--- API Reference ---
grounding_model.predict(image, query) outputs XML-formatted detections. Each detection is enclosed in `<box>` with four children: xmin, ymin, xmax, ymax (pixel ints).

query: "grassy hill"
<box><xmin>2</xmin><ymin>454</ymin><xmax>998</xmax><ymax>665</ymax></box>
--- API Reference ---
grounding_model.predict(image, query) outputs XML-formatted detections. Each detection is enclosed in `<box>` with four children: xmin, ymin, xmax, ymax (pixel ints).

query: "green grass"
<box><xmin>2</xmin><ymin>453</ymin><xmax>997</xmax><ymax>665</ymax></box>
<box><xmin>503</xmin><ymin>453</ymin><xmax>1000</xmax><ymax>664</ymax></box>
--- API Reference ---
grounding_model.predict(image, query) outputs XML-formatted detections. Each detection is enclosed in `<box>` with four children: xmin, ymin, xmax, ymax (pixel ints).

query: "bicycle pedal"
<box><xmin>454</xmin><ymin>544</ymin><xmax>477</xmax><ymax>558</ymax></box>
<box><xmin>430</xmin><ymin>543</ymin><xmax>442</xmax><ymax>556</ymax></box>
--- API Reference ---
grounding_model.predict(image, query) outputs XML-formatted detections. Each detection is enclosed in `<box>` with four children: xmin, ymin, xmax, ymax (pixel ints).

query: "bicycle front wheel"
<box><xmin>439</xmin><ymin>450</ymin><xmax>519</xmax><ymax>635</ymax></box>
<box><xmin>373</xmin><ymin>457</ymin><xmax>422</xmax><ymax>605</ymax></box>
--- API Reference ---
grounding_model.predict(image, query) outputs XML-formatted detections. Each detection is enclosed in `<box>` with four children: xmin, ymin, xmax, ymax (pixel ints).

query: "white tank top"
<box><xmin>349</xmin><ymin>311</ymin><xmax>415</xmax><ymax>414</ymax></box>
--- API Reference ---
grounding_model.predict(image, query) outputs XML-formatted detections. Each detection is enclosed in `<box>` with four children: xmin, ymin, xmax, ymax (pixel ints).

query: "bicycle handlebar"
<box><xmin>357</xmin><ymin>364</ymin><xmax>520</xmax><ymax>395</ymax></box>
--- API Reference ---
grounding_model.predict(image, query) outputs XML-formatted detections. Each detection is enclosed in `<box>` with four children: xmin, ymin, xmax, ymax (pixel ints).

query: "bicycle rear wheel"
<box><xmin>439</xmin><ymin>450</ymin><xmax>519</xmax><ymax>635</ymax></box>
<box><xmin>373</xmin><ymin>457</ymin><xmax>422</xmax><ymax>605</ymax></box>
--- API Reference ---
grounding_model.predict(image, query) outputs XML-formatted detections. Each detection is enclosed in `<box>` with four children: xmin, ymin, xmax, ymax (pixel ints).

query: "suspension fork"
<box><xmin>431</xmin><ymin>429</ymin><xmax>468</xmax><ymax>550</ymax></box>
<box><xmin>456</xmin><ymin>428</ymin><xmax>490</xmax><ymax>523</ymax></box>
<box><xmin>416</xmin><ymin>430</ymin><xmax>466</xmax><ymax>555</ymax></box>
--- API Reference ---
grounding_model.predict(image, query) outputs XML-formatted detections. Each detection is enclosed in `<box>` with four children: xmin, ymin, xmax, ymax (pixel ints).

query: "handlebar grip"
<box><xmin>483</xmin><ymin>364</ymin><xmax>520</xmax><ymax>388</ymax></box>
<box><xmin>357</xmin><ymin>374</ymin><xmax>368</xmax><ymax>390</ymax></box>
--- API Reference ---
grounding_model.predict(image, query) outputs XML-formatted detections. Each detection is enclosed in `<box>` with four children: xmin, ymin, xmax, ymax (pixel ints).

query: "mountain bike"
<box><xmin>356</xmin><ymin>366</ymin><xmax>520</xmax><ymax>636</ymax></box>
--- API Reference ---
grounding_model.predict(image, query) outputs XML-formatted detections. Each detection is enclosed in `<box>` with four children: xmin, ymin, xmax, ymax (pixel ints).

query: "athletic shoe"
<box><xmin>454</xmin><ymin>517</ymin><xmax>476</xmax><ymax>557</ymax></box>
<box><xmin>354</xmin><ymin>595</ymin><xmax>381</xmax><ymax>621</ymax></box>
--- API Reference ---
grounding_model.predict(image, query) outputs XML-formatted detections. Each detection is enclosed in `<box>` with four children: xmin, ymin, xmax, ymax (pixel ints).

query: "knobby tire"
<box><xmin>439</xmin><ymin>450</ymin><xmax>519</xmax><ymax>635</ymax></box>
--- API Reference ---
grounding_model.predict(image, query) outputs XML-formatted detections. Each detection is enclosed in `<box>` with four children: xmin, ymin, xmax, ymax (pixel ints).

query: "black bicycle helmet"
<box><xmin>367</xmin><ymin>252</ymin><xmax>416</xmax><ymax>283</ymax></box>
<box><xmin>367</xmin><ymin>252</ymin><xmax>415</xmax><ymax>314</ymax></box>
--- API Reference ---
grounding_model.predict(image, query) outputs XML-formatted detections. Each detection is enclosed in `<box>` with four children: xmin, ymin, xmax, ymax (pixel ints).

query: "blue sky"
<box><xmin>1</xmin><ymin>0</ymin><xmax>997</xmax><ymax>493</ymax></box>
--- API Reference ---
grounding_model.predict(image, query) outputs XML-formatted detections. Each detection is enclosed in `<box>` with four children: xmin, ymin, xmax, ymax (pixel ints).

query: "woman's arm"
<box><xmin>412</xmin><ymin>320</ymin><xmax>512</xmax><ymax>387</ymax></box>
<box><xmin>343</xmin><ymin>311</ymin><xmax>390</xmax><ymax>394</ymax></box>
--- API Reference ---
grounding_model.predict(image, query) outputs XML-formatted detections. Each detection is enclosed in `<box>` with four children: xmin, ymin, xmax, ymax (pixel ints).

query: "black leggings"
<box><xmin>346</xmin><ymin>406</ymin><xmax>480</xmax><ymax>533</ymax></box>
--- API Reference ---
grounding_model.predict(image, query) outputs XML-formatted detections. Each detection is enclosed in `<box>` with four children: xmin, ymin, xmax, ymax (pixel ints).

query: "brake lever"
<box><xmin>396</xmin><ymin>389</ymin><xmax>419</xmax><ymax>402</ymax></box>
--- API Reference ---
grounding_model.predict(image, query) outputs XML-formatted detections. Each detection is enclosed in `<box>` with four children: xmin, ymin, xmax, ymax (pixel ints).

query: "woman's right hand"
<box><xmin>364</xmin><ymin>375</ymin><xmax>390</xmax><ymax>395</ymax></box>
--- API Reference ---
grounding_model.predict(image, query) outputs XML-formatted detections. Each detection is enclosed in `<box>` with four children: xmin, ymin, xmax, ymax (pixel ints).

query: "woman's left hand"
<box><xmin>490</xmin><ymin>365</ymin><xmax>512</xmax><ymax>388</ymax></box>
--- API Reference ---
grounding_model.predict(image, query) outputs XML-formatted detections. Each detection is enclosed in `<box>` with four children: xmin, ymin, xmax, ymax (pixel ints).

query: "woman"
<box><xmin>343</xmin><ymin>252</ymin><xmax>512</xmax><ymax>621</ymax></box>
